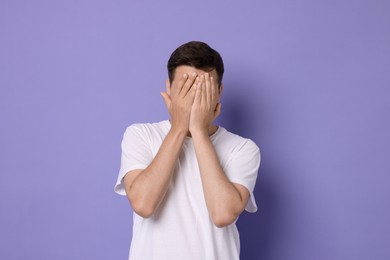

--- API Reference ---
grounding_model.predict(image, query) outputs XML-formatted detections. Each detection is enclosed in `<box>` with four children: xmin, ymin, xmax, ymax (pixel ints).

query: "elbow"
<box><xmin>127</xmin><ymin>196</ymin><xmax>156</xmax><ymax>218</ymax></box>
<box><xmin>133</xmin><ymin>205</ymin><xmax>155</xmax><ymax>218</ymax></box>
<box><xmin>210</xmin><ymin>211</ymin><xmax>239</xmax><ymax>228</ymax></box>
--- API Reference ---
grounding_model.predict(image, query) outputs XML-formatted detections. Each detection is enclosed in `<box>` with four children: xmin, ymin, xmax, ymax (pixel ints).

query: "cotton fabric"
<box><xmin>115</xmin><ymin>120</ymin><xmax>260</xmax><ymax>260</ymax></box>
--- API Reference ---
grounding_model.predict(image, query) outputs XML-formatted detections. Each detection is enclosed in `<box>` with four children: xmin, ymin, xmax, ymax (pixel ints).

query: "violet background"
<box><xmin>1</xmin><ymin>1</ymin><xmax>390</xmax><ymax>259</ymax></box>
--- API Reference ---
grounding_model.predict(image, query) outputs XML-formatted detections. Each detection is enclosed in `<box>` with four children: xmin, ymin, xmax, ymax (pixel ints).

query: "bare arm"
<box><xmin>192</xmin><ymin>131</ymin><xmax>250</xmax><ymax>227</ymax></box>
<box><xmin>190</xmin><ymin>74</ymin><xmax>249</xmax><ymax>227</ymax></box>
<box><xmin>124</xmin><ymin>129</ymin><xmax>187</xmax><ymax>217</ymax></box>
<box><xmin>123</xmin><ymin>72</ymin><xmax>198</xmax><ymax>218</ymax></box>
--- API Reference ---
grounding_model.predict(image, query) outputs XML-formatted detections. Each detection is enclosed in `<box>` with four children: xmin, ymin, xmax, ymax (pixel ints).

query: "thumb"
<box><xmin>160</xmin><ymin>92</ymin><xmax>171</xmax><ymax>109</ymax></box>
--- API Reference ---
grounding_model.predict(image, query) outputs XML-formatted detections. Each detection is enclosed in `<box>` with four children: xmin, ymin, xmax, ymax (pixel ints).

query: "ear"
<box><xmin>218</xmin><ymin>83</ymin><xmax>223</xmax><ymax>98</ymax></box>
<box><xmin>166</xmin><ymin>79</ymin><xmax>171</xmax><ymax>95</ymax></box>
<box><xmin>213</xmin><ymin>102</ymin><xmax>222</xmax><ymax>120</ymax></box>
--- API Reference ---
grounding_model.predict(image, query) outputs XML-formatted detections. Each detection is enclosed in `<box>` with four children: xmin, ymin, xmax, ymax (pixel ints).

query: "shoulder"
<box><xmin>215</xmin><ymin>126</ymin><xmax>260</xmax><ymax>155</ymax></box>
<box><xmin>124</xmin><ymin>120</ymin><xmax>170</xmax><ymax>136</ymax></box>
<box><xmin>122</xmin><ymin>120</ymin><xmax>170</xmax><ymax>147</ymax></box>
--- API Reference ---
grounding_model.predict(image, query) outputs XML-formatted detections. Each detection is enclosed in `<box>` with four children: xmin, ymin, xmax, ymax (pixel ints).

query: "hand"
<box><xmin>189</xmin><ymin>73</ymin><xmax>221</xmax><ymax>136</ymax></box>
<box><xmin>161</xmin><ymin>72</ymin><xmax>198</xmax><ymax>133</ymax></box>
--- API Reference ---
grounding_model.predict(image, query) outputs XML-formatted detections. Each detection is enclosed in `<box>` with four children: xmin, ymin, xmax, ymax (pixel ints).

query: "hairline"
<box><xmin>170</xmin><ymin>66</ymin><xmax>221</xmax><ymax>85</ymax></box>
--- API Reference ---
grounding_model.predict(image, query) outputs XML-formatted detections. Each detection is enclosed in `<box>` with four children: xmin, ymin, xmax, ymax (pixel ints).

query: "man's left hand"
<box><xmin>189</xmin><ymin>73</ymin><xmax>221</xmax><ymax>136</ymax></box>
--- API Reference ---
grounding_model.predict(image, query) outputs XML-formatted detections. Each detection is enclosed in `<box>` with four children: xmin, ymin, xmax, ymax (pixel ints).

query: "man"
<box><xmin>114</xmin><ymin>41</ymin><xmax>260</xmax><ymax>260</ymax></box>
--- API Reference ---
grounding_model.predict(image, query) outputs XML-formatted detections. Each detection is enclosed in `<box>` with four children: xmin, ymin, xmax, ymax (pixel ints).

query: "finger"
<box><xmin>160</xmin><ymin>92</ymin><xmax>171</xmax><ymax>109</ymax></box>
<box><xmin>192</xmin><ymin>76</ymin><xmax>200</xmax><ymax>99</ymax></box>
<box><xmin>194</xmin><ymin>79</ymin><xmax>202</xmax><ymax>105</ymax></box>
<box><xmin>195</xmin><ymin>75</ymin><xmax>200</xmax><ymax>86</ymax></box>
<box><xmin>200</xmin><ymin>75</ymin><xmax>207</xmax><ymax>106</ymax></box>
<box><xmin>187</xmin><ymin>76</ymin><xmax>198</xmax><ymax>104</ymax></box>
<box><xmin>180</xmin><ymin>72</ymin><xmax>197</xmax><ymax>97</ymax></box>
<box><xmin>174</xmin><ymin>73</ymin><xmax>188</xmax><ymax>97</ymax></box>
<box><xmin>210</xmin><ymin>76</ymin><xmax>217</xmax><ymax>106</ymax></box>
<box><xmin>205</xmin><ymin>73</ymin><xmax>211</xmax><ymax>106</ymax></box>
<box><xmin>165</xmin><ymin>79</ymin><xmax>171</xmax><ymax>95</ymax></box>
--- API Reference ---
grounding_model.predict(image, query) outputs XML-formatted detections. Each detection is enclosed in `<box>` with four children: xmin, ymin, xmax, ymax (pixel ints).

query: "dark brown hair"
<box><xmin>167</xmin><ymin>41</ymin><xmax>224</xmax><ymax>86</ymax></box>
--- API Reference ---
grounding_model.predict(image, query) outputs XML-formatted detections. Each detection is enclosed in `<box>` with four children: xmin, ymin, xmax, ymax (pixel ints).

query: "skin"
<box><xmin>123</xmin><ymin>65</ymin><xmax>250</xmax><ymax>228</ymax></box>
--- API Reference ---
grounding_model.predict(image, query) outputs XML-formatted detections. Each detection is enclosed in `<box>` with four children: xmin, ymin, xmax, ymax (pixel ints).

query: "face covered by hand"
<box><xmin>161</xmin><ymin>65</ymin><xmax>222</xmax><ymax>136</ymax></box>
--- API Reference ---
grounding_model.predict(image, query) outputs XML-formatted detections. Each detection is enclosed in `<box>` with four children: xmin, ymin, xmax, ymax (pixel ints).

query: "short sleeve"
<box><xmin>114</xmin><ymin>125</ymin><xmax>153</xmax><ymax>196</ymax></box>
<box><xmin>224</xmin><ymin>139</ymin><xmax>260</xmax><ymax>213</ymax></box>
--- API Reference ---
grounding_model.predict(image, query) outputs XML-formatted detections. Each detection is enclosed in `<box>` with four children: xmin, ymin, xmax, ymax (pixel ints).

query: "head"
<box><xmin>167</xmin><ymin>41</ymin><xmax>224</xmax><ymax>88</ymax></box>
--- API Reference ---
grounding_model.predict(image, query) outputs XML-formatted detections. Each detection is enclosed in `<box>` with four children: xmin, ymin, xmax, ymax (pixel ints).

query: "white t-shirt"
<box><xmin>114</xmin><ymin>120</ymin><xmax>260</xmax><ymax>260</ymax></box>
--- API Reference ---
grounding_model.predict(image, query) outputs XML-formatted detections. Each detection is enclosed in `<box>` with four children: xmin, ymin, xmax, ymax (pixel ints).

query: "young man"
<box><xmin>114</xmin><ymin>41</ymin><xmax>260</xmax><ymax>260</ymax></box>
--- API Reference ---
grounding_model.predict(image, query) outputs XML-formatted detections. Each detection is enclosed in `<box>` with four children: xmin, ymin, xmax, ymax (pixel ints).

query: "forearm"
<box><xmin>126</xmin><ymin>128</ymin><xmax>187</xmax><ymax>217</ymax></box>
<box><xmin>192</xmin><ymin>131</ymin><xmax>245</xmax><ymax>227</ymax></box>
<box><xmin>127</xmin><ymin>72</ymin><xmax>197</xmax><ymax>217</ymax></box>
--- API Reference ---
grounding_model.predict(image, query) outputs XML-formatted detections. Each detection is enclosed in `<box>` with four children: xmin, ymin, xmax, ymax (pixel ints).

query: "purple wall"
<box><xmin>1</xmin><ymin>1</ymin><xmax>389</xmax><ymax>259</ymax></box>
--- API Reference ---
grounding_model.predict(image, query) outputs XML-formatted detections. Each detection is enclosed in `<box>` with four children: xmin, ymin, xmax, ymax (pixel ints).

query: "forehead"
<box><xmin>173</xmin><ymin>65</ymin><xmax>217</xmax><ymax>81</ymax></box>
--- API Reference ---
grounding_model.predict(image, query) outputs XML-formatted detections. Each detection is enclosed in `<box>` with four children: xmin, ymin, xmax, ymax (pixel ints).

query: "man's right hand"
<box><xmin>125</xmin><ymin>73</ymin><xmax>198</xmax><ymax>218</ymax></box>
<box><xmin>161</xmin><ymin>72</ymin><xmax>198</xmax><ymax>134</ymax></box>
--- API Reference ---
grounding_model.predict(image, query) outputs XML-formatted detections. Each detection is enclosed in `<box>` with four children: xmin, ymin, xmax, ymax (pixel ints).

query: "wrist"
<box><xmin>190</xmin><ymin>128</ymin><xmax>209</xmax><ymax>139</ymax></box>
<box><xmin>169</xmin><ymin>125</ymin><xmax>189</xmax><ymax>138</ymax></box>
